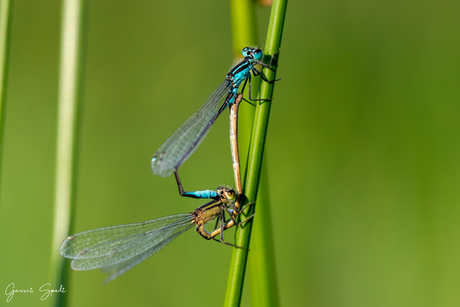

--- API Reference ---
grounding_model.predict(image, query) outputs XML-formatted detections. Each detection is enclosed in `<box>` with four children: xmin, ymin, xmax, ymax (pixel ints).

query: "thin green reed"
<box><xmin>48</xmin><ymin>1</ymin><xmax>87</xmax><ymax>306</ymax></box>
<box><xmin>225</xmin><ymin>0</ymin><xmax>287</xmax><ymax>306</ymax></box>
<box><xmin>0</xmin><ymin>0</ymin><xmax>12</xmax><ymax>196</ymax></box>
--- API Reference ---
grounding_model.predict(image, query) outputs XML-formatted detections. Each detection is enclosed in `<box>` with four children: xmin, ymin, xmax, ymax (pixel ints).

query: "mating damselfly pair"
<box><xmin>60</xmin><ymin>47</ymin><xmax>280</xmax><ymax>282</ymax></box>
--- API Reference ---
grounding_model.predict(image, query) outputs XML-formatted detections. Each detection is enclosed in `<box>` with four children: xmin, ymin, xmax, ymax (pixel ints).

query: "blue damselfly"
<box><xmin>151</xmin><ymin>47</ymin><xmax>279</xmax><ymax>179</ymax></box>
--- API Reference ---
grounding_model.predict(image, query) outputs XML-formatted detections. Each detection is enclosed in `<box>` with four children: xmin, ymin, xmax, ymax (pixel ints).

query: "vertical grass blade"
<box><xmin>230</xmin><ymin>0</ymin><xmax>258</xmax><ymax>54</ymax></box>
<box><xmin>225</xmin><ymin>0</ymin><xmax>288</xmax><ymax>306</ymax></box>
<box><xmin>229</xmin><ymin>0</ymin><xmax>258</xmax><ymax>160</ymax></box>
<box><xmin>226</xmin><ymin>0</ymin><xmax>258</xmax><ymax>305</ymax></box>
<box><xmin>248</xmin><ymin>169</ymin><xmax>279</xmax><ymax>307</ymax></box>
<box><xmin>0</xmin><ymin>0</ymin><xmax>12</xmax><ymax>195</ymax></box>
<box><xmin>48</xmin><ymin>1</ymin><xmax>87</xmax><ymax>306</ymax></box>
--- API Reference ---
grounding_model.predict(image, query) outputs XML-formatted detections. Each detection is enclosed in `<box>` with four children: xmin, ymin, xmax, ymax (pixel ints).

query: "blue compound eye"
<box><xmin>252</xmin><ymin>49</ymin><xmax>263</xmax><ymax>61</ymax></box>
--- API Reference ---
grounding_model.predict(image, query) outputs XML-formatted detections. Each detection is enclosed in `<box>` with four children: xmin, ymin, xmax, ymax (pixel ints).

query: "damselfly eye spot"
<box><xmin>242</xmin><ymin>47</ymin><xmax>253</xmax><ymax>58</ymax></box>
<box><xmin>215</xmin><ymin>186</ymin><xmax>226</xmax><ymax>196</ymax></box>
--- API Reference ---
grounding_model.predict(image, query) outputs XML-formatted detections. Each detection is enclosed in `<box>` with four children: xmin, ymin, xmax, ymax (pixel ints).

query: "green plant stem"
<box><xmin>225</xmin><ymin>0</ymin><xmax>287</xmax><ymax>306</ymax></box>
<box><xmin>0</xmin><ymin>0</ymin><xmax>12</xmax><ymax>197</ymax></box>
<box><xmin>48</xmin><ymin>1</ymin><xmax>87</xmax><ymax>306</ymax></box>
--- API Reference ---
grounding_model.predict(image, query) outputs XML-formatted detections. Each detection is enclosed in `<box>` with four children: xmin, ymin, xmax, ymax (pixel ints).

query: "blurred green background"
<box><xmin>1</xmin><ymin>0</ymin><xmax>460</xmax><ymax>306</ymax></box>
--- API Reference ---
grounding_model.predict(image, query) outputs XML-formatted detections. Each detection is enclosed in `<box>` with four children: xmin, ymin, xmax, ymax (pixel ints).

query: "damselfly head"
<box><xmin>242</xmin><ymin>47</ymin><xmax>263</xmax><ymax>61</ymax></box>
<box><xmin>216</xmin><ymin>187</ymin><xmax>236</xmax><ymax>203</ymax></box>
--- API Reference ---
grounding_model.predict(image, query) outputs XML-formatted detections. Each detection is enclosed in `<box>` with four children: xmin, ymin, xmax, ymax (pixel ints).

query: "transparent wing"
<box><xmin>151</xmin><ymin>80</ymin><xmax>232</xmax><ymax>177</ymax></box>
<box><xmin>60</xmin><ymin>214</ymin><xmax>194</xmax><ymax>280</ymax></box>
<box><xmin>100</xmin><ymin>226</ymin><xmax>190</xmax><ymax>283</ymax></box>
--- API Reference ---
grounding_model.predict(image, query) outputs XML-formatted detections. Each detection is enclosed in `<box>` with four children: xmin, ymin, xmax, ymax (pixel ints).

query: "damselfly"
<box><xmin>60</xmin><ymin>187</ymin><xmax>252</xmax><ymax>283</ymax></box>
<box><xmin>151</xmin><ymin>47</ymin><xmax>279</xmax><ymax>178</ymax></box>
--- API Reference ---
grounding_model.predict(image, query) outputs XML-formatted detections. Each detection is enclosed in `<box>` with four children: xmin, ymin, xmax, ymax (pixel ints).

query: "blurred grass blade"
<box><xmin>226</xmin><ymin>0</ymin><xmax>258</xmax><ymax>305</ymax></box>
<box><xmin>228</xmin><ymin>0</ymin><xmax>279</xmax><ymax>306</ymax></box>
<box><xmin>248</xmin><ymin>166</ymin><xmax>279</xmax><ymax>307</ymax></box>
<box><xmin>225</xmin><ymin>0</ymin><xmax>287</xmax><ymax>306</ymax></box>
<box><xmin>48</xmin><ymin>1</ymin><xmax>87</xmax><ymax>306</ymax></box>
<box><xmin>0</xmin><ymin>0</ymin><xmax>12</xmax><ymax>195</ymax></box>
<box><xmin>231</xmin><ymin>0</ymin><xmax>281</xmax><ymax>303</ymax></box>
<box><xmin>229</xmin><ymin>0</ymin><xmax>258</xmax><ymax>174</ymax></box>
<box><xmin>230</xmin><ymin>0</ymin><xmax>257</xmax><ymax>56</ymax></box>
